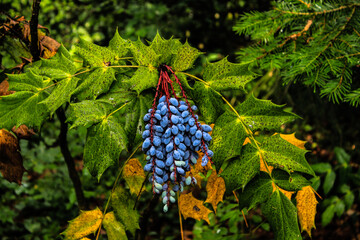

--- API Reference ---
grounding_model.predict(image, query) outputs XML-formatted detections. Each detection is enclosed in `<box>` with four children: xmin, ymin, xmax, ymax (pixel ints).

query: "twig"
<box><xmin>30</xmin><ymin>0</ymin><xmax>42</xmax><ymax>61</ymax></box>
<box><xmin>178</xmin><ymin>192</ymin><xmax>184</xmax><ymax>240</ymax></box>
<box><xmin>56</xmin><ymin>107</ymin><xmax>87</xmax><ymax>210</ymax></box>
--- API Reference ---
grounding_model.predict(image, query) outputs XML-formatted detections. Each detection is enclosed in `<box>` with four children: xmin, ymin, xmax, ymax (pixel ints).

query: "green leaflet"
<box><xmin>237</xmin><ymin>172</ymin><xmax>273</xmax><ymax>211</ymax></box>
<box><xmin>75</xmin><ymin>38</ymin><xmax>118</xmax><ymax>67</ymax></box>
<box><xmin>262</xmin><ymin>190</ymin><xmax>302</xmax><ymax>240</ymax></box>
<box><xmin>203</xmin><ymin>57</ymin><xmax>253</xmax><ymax>91</ymax></box>
<box><xmin>171</xmin><ymin>41</ymin><xmax>202</xmax><ymax>71</ymax></box>
<box><xmin>210</xmin><ymin>111</ymin><xmax>247</xmax><ymax>170</ymax></box>
<box><xmin>111</xmin><ymin>187</ymin><xmax>140</xmax><ymax>236</ymax></box>
<box><xmin>83</xmin><ymin>116</ymin><xmax>128</xmax><ymax>180</ymax></box>
<box><xmin>123</xmin><ymin>67</ymin><xmax>159</xmax><ymax>95</ymax></box>
<box><xmin>34</xmin><ymin>52</ymin><xmax>77</xmax><ymax>77</ymax></box>
<box><xmin>149</xmin><ymin>33</ymin><xmax>182</xmax><ymax>66</ymax></box>
<box><xmin>262</xmin><ymin>134</ymin><xmax>314</xmax><ymax>176</ymax></box>
<box><xmin>272</xmin><ymin>169</ymin><xmax>311</xmax><ymax>191</ymax></box>
<box><xmin>108</xmin><ymin>29</ymin><xmax>129</xmax><ymax>59</ymax></box>
<box><xmin>103</xmin><ymin>212</ymin><xmax>128</xmax><ymax>240</ymax></box>
<box><xmin>128</xmin><ymin>38</ymin><xmax>160</xmax><ymax>67</ymax></box>
<box><xmin>220</xmin><ymin>144</ymin><xmax>260</xmax><ymax>191</ymax></box>
<box><xmin>73</xmin><ymin>67</ymin><xmax>117</xmax><ymax>100</ymax></box>
<box><xmin>0</xmin><ymin>71</ymin><xmax>49</xmax><ymax>130</ymax></box>
<box><xmin>191</xmin><ymin>81</ymin><xmax>224</xmax><ymax>123</ymax></box>
<box><xmin>236</xmin><ymin>95</ymin><xmax>299</xmax><ymax>131</ymax></box>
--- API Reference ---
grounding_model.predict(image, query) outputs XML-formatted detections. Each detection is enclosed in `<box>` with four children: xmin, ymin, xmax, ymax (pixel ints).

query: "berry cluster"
<box><xmin>141</xmin><ymin>65</ymin><xmax>213</xmax><ymax>212</ymax></box>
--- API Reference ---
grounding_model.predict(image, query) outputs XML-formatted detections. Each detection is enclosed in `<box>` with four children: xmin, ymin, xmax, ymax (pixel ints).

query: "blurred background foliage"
<box><xmin>1</xmin><ymin>0</ymin><xmax>360</xmax><ymax>239</ymax></box>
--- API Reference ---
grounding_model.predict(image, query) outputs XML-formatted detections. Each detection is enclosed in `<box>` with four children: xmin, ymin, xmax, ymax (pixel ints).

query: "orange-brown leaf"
<box><xmin>12</xmin><ymin>125</ymin><xmax>35</xmax><ymax>139</ymax></box>
<box><xmin>179</xmin><ymin>192</ymin><xmax>212</xmax><ymax>224</ymax></box>
<box><xmin>0</xmin><ymin>129</ymin><xmax>25</xmax><ymax>184</ymax></box>
<box><xmin>0</xmin><ymin>80</ymin><xmax>14</xmax><ymax>96</ymax></box>
<box><xmin>272</xmin><ymin>182</ymin><xmax>294</xmax><ymax>200</ymax></box>
<box><xmin>296</xmin><ymin>186</ymin><xmax>318</xmax><ymax>237</ymax></box>
<box><xmin>205</xmin><ymin>169</ymin><xmax>226</xmax><ymax>213</ymax></box>
<box><xmin>123</xmin><ymin>158</ymin><xmax>146</xmax><ymax>195</ymax></box>
<box><xmin>243</xmin><ymin>137</ymin><xmax>251</xmax><ymax>146</ymax></box>
<box><xmin>260</xmin><ymin>155</ymin><xmax>274</xmax><ymax>174</ymax></box>
<box><xmin>62</xmin><ymin>208</ymin><xmax>103</xmax><ymax>240</ymax></box>
<box><xmin>280</xmin><ymin>133</ymin><xmax>306</xmax><ymax>150</ymax></box>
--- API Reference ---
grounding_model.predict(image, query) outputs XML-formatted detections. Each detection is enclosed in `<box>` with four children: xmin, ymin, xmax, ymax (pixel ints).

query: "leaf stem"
<box><xmin>106</xmin><ymin>102</ymin><xmax>130</xmax><ymax>118</ymax></box>
<box><xmin>177</xmin><ymin>192</ymin><xmax>184</xmax><ymax>240</ymax></box>
<box><xmin>179</xmin><ymin>72</ymin><xmax>210</xmax><ymax>86</ymax></box>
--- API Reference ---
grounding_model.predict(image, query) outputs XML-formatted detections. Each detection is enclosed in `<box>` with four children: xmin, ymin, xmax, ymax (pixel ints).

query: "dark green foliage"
<box><xmin>235</xmin><ymin>0</ymin><xmax>360</xmax><ymax>106</ymax></box>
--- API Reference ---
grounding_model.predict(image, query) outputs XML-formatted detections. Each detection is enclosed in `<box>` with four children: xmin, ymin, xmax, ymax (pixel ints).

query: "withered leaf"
<box><xmin>205</xmin><ymin>169</ymin><xmax>226</xmax><ymax>213</ymax></box>
<box><xmin>62</xmin><ymin>208</ymin><xmax>103</xmax><ymax>240</ymax></box>
<box><xmin>0</xmin><ymin>80</ymin><xmax>14</xmax><ymax>96</ymax></box>
<box><xmin>296</xmin><ymin>186</ymin><xmax>318</xmax><ymax>237</ymax></box>
<box><xmin>279</xmin><ymin>133</ymin><xmax>306</xmax><ymax>150</ymax></box>
<box><xmin>0</xmin><ymin>129</ymin><xmax>25</xmax><ymax>184</ymax></box>
<box><xmin>123</xmin><ymin>158</ymin><xmax>146</xmax><ymax>196</ymax></box>
<box><xmin>272</xmin><ymin>182</ymin><xmax>294</xmax><ymax>200</ymax></box>
<box><xmin>12</xmin><ymin>125</ymin><xmax>35</xmax><ymax>139</ymax></box>
<box><xmin>179</xmin><ymin>192</ymin><xmax>212</xmax><ymax>224</ymax></box>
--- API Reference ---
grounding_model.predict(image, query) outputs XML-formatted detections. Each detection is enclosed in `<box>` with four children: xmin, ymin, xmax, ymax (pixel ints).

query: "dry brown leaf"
<box><xmin>179</xmin><ymin>192</ymin><xmax>212</xmax><ymax>224</ymax></box>
<box><xmin>296</xmin><ymin>186</ymin><xmax>318</xmax><ymax>237</ymax></box>
<box><xmin>272</xmin><ymin>182</ymin><xmax>294</xmax><ymax>200</ymax></box>
<box><xmin>62</xmin><ymin>208</ymin><xmax>103</xmax><ymax>240</ymax></box>
<box><xmin>0</xmin><ymin>80</ymin><xmax>14</xmax><ymax>96</ymax></box>
<box><xmin>12</xmin><ymin>125</ymin><xmax>36</xmax><ymax>139</ymax></box>
<box><xmin>0</xmin><ymin>129</ymin><xmax>25</xmax><ymax>184</ymax></box>
<box><xmin>205</xmin><ymin>169</ymin><xmax>226</xmax><ymax>213</ymax></box>
<box><xmin>123</xmin><ymin>158</ymin><xmax>146</xmax><ymax>196</ymax></box>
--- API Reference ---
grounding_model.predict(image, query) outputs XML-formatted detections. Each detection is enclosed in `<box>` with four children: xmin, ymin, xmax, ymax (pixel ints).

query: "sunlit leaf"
<box><xmin>296</xmin><ymin>186</ymin><xmax>318</xmax><ymax>237</ymax></box>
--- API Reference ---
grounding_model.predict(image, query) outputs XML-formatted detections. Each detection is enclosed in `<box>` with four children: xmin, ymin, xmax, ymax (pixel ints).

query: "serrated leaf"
<box><xmin>123</xmin><ymin>67</ymin><xmax>158</xmax><ymax>95</ymax></box>
<box><xmin>179</xmin><ymin>192</ymin><xmax>212</xmax><ymax>224</ymax></box>
<box><xmin>0</xmin><ymin>71</ymin><xmax>49</xmax><ymax>130</ymax></box>
<box><xmin>73</xmin><ymin>67</ymin><xmax>116</xmax><ymax>100</ymax></box>
<box><xmin>262</xmin><ymin>190</ymin><xmax>302</xmax><ymax>240</ymax></box>
<box><xmin>210</xmin><ymin>111</ymin><xmax>247</xmax><ymax>170</ymax></box>
<box><xmin>103</xmin><ymin>212</ymin><xmax>127</xmax><ymax>240</ymax></box>
<box><xmin>171</xmin><ymin>41</ymin><xmax>202</xmax><ymax>71</ymax></box>
<box><xmin>205</xmin><ymin>169</ymin><xmax>226</xmax><ymax>213</ymax></box>
<box><xmin>76</xmin><ymin>39</ymin><xmax>117</xmax><ymax>67</ymax></box>
<box><xmin>191</xmin><ymin>81</ymin><xmax>225</xmax><ymax>123</ymax></box>
<box><xmin>0</xmin><ymin>129</ymin><xmax>25</xmax><ymax>184</ymax></box>
<box><xmin>128</xmin><ymin>38</ymin><xmax>160</xmax><ymax>66</ymax></box>
<box><xmin>34</xmin><ymin>52</ymin><xmax>77</xmax><ymax>77</ymax></box>
<box><xmin>108</xmin><ymin>29</ymin><xmax>129</xmax><ymax>59</ymax></box>
<box><xmin>273</xmin><ymin>183</ymin><xmax>294</xmax><ymax>200</ymax></box>
<box><xmin>40</xmin><ymin>77</ymin><xmax>80</xmax><ymax>114</ymax></box>
<box><xmin>203</xmin><ymin>58</ymin><xmax>253</xmax><ymax>91</ymax></box>
<box><xmin>237</xmin><ymin>172</ymin><xmax>273</xmax><ymax>211</ymax></box>
<box><xmin>296</xmin><ymin>186</ymin><xmax>318</xmax><ymax>237</ymax></box>
<box><xmin>123</xmin><ymin>158</ymin><xmax>146</xmax><ymax>196</ymax></box>
<box><xmin>84</xmin><ymin>116</ymin><xmax>128</xmax><ymax>180</ymax></box>
<box><xmin>261</xmin><ymin>134</ymin><xmax>314</xmax><ymax>176</ymax></box>
<box><xmin>323</xmin><ymin>170</ymin><xmax>336</xmax><ymax>194</ymax></box>
<box><xmin>111</xmin><ymin>187</ymin><xmax>140</xmax><ymax>236</ymax></box>
<box><xmin>150</xmin><ymin>33</ymin><xmax>182</xmax><ymax>65</ymax></box>
<box><xmin>272</xmin><ymin>169</ymin><xmax>312</xmax><ymax>191</ymax></box>
<box><xmin>279</xmin><ymin>133</ymin><xmax>306</xmax><ymax>150</ymax></box>
<box><xmin>62</xmin><ymin>208</ymin><xmax>103</xmax><ymax>240</ymax></box>
<box><xmin>220</xmin><ymin>144</ymin><xmax>260</xmax><ymax>191</ymax></box>
<box><xmin>236</xmin><ymin>95</ymin><xmax>299</xmax><ymax>131</ymax></box>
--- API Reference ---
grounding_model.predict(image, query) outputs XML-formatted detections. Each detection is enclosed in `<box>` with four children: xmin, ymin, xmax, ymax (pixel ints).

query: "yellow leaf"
<box><xmin>243</xmin><ymin>137</ymin><xmax>251</xmax><ymax>146</ymax></box>
<box><xmin>103</xmin><ymin>212</ymin><xmax>127</xmax><ymax>240</ymax></box>
<box><xmin>62</xmin><ymin>208</ymin><xmax>103</xmax><ymax>240</ymax></box>
<box><xmin>279</xmin><ymin>133</ymin><xmax>306</xmax><ymax>150</ymax></box>
<box><xmin>296</xmin><ymin>186</ymin><xmax>318</xmax><ymax>237</ymax></box>
<box><xmin>272</xmin><ymin>182</ymin><xmax>294</xmax><ymax>200</ymax></box>
<box><xmin>260</xmin><ymin>155</ymin><xmax>274</xmax><ymax>174</ymax></box>
<box><xmin>179</xmin><ymin>192</ymin><xmax>213</xmax><ymax>224</ymax></box>
<box><xmin>79</xmin><ymin>238</ymin><xmax>91</xmax><ymax>240</ymax></box>
<box><xmin>123</xmin><ymin>158</ymin><xmax>146</xmax><ymax>195</ymax></box>
<box><xmin>205</xmin><ymin>169</ymin><xmax>226</xmax><ymax>213</ymax></box>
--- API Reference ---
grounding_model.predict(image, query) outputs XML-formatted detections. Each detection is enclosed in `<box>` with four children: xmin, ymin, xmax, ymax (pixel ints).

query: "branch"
<box><xmin>30</xmin><ymin>0</ymin><xmax>42</xmax><ymax>61</ymax></box>
<box><xmin>56</xmin><ymin>107</ymin><xmax>87</xmax><ymax>210</ymax></box>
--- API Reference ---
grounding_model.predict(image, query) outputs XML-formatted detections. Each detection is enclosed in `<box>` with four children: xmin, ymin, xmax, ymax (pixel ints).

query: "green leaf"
<box><xmin>210</xmin><ymin>111</ymin><xmax>247</xmax><ymax>170</ymax></box>
<box><xmin>0</xmin><ymin>71</ymin><xmax>49</xmax><ymax>130</ymax></box>
<box><xmin>344</xmin><ymin>191</ymin><xmax>355</xmax><ymax>210</ymax></box>
<box><xmin>171</xmin><ymin>41</ymin><xmax>202</xmax><ymax>71</ymax></box>
<box><xmin>73</xmin><ymin>67</ymin><xmax>116</xmax><ymax>100</ymax></box>
<box><xmin>108</xmin><ymin>29</ymin><xmax>129</xmax><ymax>59</ymax></box>
<box><xmin>334</xmin><ymin>200</ymin><xmax>345</xmax><ymax>217</ymax></box>
<box><xmin>237</xmin><ymin>172</ymin><xmax>273</xmax><ymax>210</ymax></box>
<box><xmin>261</xmin><ymin>134</ymin><xmax>314</xmax><ymax>176</ymax></box>
<box><xmin>220</xmin><ymin>144</ymin><xmax>260</xmax><ymax>191</ymax></box>
<box><xmin>149</xmin><ymin>33</ymin><xmax>182</xmax><ymax>66</ymax></box>
<box><xmin>334</xmin><ymin>147</ymin><xmax>350</xmax><ymax>165</ymax></box>
<box><xmin>83</xmin><ymin>116</ymin><xmax>128</xmax><ymax>180</ymax></box>
<box><xmin>272</xmin><ymin>169</ymin><xmax>312</xmax><ymax>191</ymax></box>
<box><xmin>236</xmin><ymin>95</ymin><xmax>299</xmax><ymax>131</ymax></box>
<box><xmin>35</xmin><ymin>52</ymin><xmax>77</xmax><ymax>77</ymax></box>
<box><xmin>323</xmin><ymin>170</ymin><xmax>336</xmax><ymax>195</ymax></box>
<box><xmin>111</xmin><ymin>187</ymin><xmax>140</xmax><ymax>236</ymax></box>
<box><xmin>128</xmin><ymin>38</ymin><xmax>160</xmax><ymax>67</ymax></box>
<box><xmin>191</xmin><ymin>81</ymin><xmax>224</xmax><ymax>123</ymax></box>
<box><xmin>75</xmin><ymin>38</ymin><xmax>117</xmax><ymax>67</ymax></box>
<box><xmin>123</xmin><ymin>67</ymin><xmax>158</xmax><ymax>95</ymax></box>
<box><xmin>321</xmin><ymin>204</ymin><xmax>335</xmax><ymax>227</ymax></box>
<box><xmin>103</xmin><ymin>212</ymin><xmax>128</xmax><ymax>240</ymax></box>
<box><xmin>40</xmin><ymin>77</ymin><xmax>80</xmax><ymax>115</ymax></box>
<box><xmin>203</xmin><ymin>58</ymin><xmax>253</xmax><ymax>91</ymax></box>
<box><xmin>311</xmin><ymin>163</ymin><xmax>332</xmax><ymax>174</ymax></box>
<box><xmin>262</xmin><ymin>190</ymin><xmax>302</xmax><ymax>240</ymax></box>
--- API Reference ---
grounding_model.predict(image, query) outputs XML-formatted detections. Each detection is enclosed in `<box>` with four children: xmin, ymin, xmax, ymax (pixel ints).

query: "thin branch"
<box><xmin>275</xmin><ymin>3</ymin><xmax>359</xmax><ymax>16</ymax></box>
<box><xmin>30</xmin><ymin>0</ymin><xmax>42</xmax><ymax>61</ymax></box>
